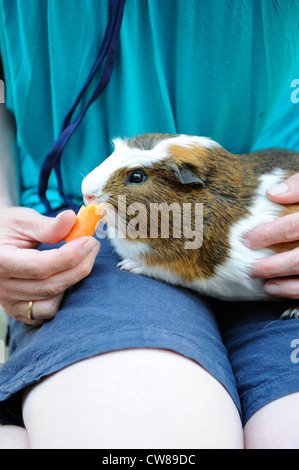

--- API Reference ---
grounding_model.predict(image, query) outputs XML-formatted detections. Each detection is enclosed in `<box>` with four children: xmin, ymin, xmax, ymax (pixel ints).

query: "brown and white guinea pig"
<box><xmin>82</xmin><ymin>133</ymin><xmax>299</xmax><ymax>318</ymax></box>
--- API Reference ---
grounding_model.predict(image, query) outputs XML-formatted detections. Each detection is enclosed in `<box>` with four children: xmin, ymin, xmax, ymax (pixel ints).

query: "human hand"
<box><xmin>244</xmin><ymin>173</ymin><xmax>299</xmax><ymax>299</ymax></box>
<box><xmin>0</xmin><ymin>207</ymin><xmax>100</xmax><ymax>325</ymax></box>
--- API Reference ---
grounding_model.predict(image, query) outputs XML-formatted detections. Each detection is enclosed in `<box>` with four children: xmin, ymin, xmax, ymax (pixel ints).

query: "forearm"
<box><xmin>0</xmin><ymin>105</ymin><xmax>19</xmax><ymax>208</ymax></box>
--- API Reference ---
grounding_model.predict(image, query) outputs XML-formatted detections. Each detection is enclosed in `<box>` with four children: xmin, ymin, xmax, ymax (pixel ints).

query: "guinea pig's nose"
<box><xmin>83</xmin><ymin>194</ymin><xmax>96</xmax><ymax>205</ymax></box>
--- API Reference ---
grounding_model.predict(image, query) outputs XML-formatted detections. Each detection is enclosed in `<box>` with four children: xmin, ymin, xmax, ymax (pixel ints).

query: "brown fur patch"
<box><xmin>168</xmin><ymin>144</ymin><xmax>213</xmax><ymax>167</ymax></box>
<box><xmin>270</xmin><ymin>202</ymin><xmax>299</xmax><ymax>253</ymax></box>
<box><xmin>271</xmin><ymin>241</ymin><xmax>299</xmax><ymax>253</ymax></box>
<box><xmin>280</xmin><ymin>203</ymin><xmax>299</xmax><ymax>216</ymax></box>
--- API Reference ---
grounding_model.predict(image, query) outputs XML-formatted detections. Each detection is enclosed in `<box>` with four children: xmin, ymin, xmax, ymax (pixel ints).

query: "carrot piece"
<box><xmin>63</xmin><ymin>204</ymin><xmax>103</xmax><ymax>242</ymax></box>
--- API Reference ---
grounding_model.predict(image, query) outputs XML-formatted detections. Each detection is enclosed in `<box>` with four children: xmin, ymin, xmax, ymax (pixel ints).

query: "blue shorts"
<box><xmin>0</xmin><ymin>236</ymin><xmax>299</xmax><ymax>427</ymax></box>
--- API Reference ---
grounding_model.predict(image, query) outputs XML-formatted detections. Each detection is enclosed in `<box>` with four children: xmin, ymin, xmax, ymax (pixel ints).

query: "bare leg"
<box><xmin>23</xmin><ymin>349</ymin><xmax>243</xmax><ymax>449</ymax></box>
<box><xmin>0</xmin><ymin>425</ymin><xmax>29</xmax><ymax>449</ymax></box>
<box><xmin>244</xmin><ymin>392</ymin><xmax>299</xmax><ymax>449</ymax></box>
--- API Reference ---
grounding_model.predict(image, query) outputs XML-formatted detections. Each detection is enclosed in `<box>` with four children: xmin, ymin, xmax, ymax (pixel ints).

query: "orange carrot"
<box><xmin>63</xmin><ymin>204</ymin><xmax>103</xmax><ymax>242</ymax></box>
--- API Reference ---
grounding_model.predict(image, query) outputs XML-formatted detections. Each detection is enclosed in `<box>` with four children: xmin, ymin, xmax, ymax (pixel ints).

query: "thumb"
<box><xmin>25</xmin><ymin>209</ymin><xmax>77</xmax><ymax>245</ymax></box>
<box><xmin>266</xmin><ymin>173</ymin><xmax>299</xmax><ymax>204</ymax></box>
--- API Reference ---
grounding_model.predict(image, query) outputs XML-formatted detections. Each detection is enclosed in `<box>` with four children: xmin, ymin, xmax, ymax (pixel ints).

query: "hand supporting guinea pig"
<box><xmin>0</xmin><ymin>207</ymin><xmax>100</xmax><ymax>325</ymax></box>
<box><xmin>244</xmin><ymin>173</ymin><xmax>299</xmax><ymax>299</ymax></box>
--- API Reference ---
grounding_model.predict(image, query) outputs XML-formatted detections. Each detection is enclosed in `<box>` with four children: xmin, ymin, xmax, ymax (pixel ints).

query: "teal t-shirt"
<box><xmin>0</xmin><ymin>0</ymin><xmax>298</xmax><ymax>213</ymax></box>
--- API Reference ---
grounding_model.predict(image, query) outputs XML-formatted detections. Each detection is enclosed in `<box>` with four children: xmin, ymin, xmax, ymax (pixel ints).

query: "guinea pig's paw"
<box><xmin>117</xmin><ymin>258</ymin><xmax>144</xmax><ymax>275</ymax></box>
<box><xmin>281</xmin><ymin>307</ymin><xmax>299</xmax><ymax>320</ymax></box>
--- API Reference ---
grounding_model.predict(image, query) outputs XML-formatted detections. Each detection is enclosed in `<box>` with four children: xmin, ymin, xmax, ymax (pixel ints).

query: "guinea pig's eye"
<box><xmin>127</xmin><ymin>169</ymin><xmax>148</xmax><ymax>185</ymax></box>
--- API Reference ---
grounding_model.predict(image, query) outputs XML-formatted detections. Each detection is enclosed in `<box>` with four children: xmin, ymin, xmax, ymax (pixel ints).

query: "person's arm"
<box><xmin>0</xmin><ymin>105</ymin><xmax>20</xmax><ymax>208</ymax></box>
<box><xmin>0</xmin><ymin>106</ymin><xmax>100</xmax><ymax>325</ymax></box>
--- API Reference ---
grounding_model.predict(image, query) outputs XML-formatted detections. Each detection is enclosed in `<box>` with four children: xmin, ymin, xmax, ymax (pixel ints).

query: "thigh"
<box><xmin>23</xmin><ymin>348</ymin><xmax>243</xmax><ymax>449</ymax></box>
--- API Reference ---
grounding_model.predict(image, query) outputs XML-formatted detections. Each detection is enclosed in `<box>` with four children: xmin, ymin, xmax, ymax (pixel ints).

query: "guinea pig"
<box><xmin>82</xmin><ymin>133</ymin><xmax>299</xmax><ymax>319</ymax></box>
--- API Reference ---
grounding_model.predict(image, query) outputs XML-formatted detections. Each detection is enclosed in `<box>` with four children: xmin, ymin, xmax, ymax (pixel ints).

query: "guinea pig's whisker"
<box><xmin>66</xmin><ymin>161</ymin><xmax>91</xmax><ymax>179</ymax></box>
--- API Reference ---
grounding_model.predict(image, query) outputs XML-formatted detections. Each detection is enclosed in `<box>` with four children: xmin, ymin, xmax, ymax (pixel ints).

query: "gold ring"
<box><xmin>27</xmin><ymin>301</ymin><xmax>34</xmax><ymax>321</ymax></box>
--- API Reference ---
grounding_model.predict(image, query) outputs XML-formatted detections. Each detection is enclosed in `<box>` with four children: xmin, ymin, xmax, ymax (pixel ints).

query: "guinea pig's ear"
<box><xmin>166</xmin><ymin>161</ymin><xmax>205</xmax><ymax>187</ymax></box>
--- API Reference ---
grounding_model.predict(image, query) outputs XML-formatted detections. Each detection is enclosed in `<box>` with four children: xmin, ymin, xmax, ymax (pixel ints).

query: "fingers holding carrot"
<box><xmin>0</xmin><ymin>207</ymin><xmax>101</xmax><ymax>324</ymax></box>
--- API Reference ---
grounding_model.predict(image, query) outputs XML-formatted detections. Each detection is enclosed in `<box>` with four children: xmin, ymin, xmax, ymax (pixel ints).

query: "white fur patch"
<box><xmin>109</xmin><ymin>235</ymin><xmax>151</xmax><ymax>260</ymax></box>
<box><xmin>82</xmin><ymin>135</ymin><xmax>219</xmax><ymax>201</ymax></box>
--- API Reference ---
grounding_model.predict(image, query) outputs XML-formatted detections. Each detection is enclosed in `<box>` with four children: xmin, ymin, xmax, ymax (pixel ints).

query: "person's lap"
<box><xmin>0</xmin><ymin>236</ymin><xmax>299</xmax><ymax>447</ymax></box>
<box><xmin>0</xmin><ymin>236</ymin><xmax>240</xmax><ymax>427</ymax></box>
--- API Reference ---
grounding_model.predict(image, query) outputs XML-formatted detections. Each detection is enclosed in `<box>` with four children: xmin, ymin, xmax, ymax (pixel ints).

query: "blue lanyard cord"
<box><xmin>38</xmin><ymin>0</ymin><xmax>126</xmax><ymax>216</ymax></box>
